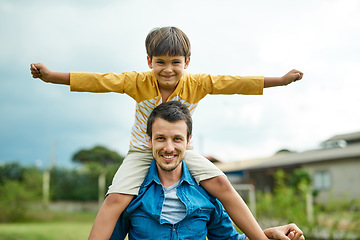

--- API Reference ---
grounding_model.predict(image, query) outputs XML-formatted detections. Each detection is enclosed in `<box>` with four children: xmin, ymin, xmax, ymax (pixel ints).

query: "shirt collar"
<box><xmin>142</xmin><ymin>159</ymin><xmax>195</xmax><ymax>188</ymax></box>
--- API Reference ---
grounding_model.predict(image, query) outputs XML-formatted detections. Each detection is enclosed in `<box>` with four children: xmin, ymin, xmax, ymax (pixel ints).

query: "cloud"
<box><xmin>1</xmin><ymin>0</ymin><xmax>360</xmax><ymax>167</ymax></box>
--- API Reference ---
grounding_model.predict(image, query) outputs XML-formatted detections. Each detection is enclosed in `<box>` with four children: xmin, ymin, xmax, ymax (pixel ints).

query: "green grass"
<box><xmin>0</xmin><ymin>210</ymin><xmax>96</xmax><ymax>240</ymax></box>
<box><xmin>0</xmin><ymin>222</ymin><xmax>92</xmax><ymax>240</ymax></box>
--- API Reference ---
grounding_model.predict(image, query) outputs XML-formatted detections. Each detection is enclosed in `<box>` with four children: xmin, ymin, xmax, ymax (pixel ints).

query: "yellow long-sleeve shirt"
<box><xmin>70</xmin><ymin>71</ymin><xmax>264</xmax><ymax>150</ymax></box>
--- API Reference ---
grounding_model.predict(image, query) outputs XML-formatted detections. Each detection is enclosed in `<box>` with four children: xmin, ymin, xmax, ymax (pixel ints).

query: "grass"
<box><xmin>0</xmin><ymin>210</ymin><xmax>96</xmax><ymax>240</ymax></box>
<box><xmin>0</xmin><ymin>222</ymin><xmax>92</xmax><ymax>240</ymax></box>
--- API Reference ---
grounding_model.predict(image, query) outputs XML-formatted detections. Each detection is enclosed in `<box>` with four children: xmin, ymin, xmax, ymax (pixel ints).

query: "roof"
<box><xmin>216</xmin><ymin>143</ymin><xmax>360</xmax><ymax>172</ymax></box>
<box><xmin>323</xmin><ymin>131</ymin><xmax>360</xmax><ymax>143</ymax></box>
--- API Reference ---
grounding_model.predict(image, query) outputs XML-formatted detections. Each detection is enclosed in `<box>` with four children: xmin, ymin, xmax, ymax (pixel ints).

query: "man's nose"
<box><xmin>163</xmin><ymin>140</ymin><xmax>175</xmax><ymax>152</ymax></box>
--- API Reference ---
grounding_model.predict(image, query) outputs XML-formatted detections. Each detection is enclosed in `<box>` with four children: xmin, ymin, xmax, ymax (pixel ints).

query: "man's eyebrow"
<box><xmin>153</xmin><ymin>133</ymin><xmax>165</xmax><ymax>137</ymax></box>
<box><xmin>174</xmin><ymin>134</ymin><xmax>185</xmax><ymax>139</ymax></box>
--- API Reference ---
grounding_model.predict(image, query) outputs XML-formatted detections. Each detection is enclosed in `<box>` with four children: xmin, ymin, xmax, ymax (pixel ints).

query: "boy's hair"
<box><xmin>145</xmin><ymin>26</ymin><xmax>191</xmax><ymax>60</ymax></box>
<box><xmin>147</xmin><ymin>101</ymin><xmax>192</xmax><ymax>141</ymax></box>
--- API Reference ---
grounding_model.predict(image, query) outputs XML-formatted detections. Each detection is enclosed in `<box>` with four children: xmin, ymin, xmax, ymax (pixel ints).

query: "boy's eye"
<box><xmin>157</xmin><ymin>61</ymin><xmax>164</xmax><ymax>64</ymax></box>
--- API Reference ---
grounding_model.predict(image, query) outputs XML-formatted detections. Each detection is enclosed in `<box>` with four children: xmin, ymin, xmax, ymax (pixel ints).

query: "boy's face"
<box><xmin>148</xmin><ymin>117</ymin><xmax>192</xmax><ymax>173</ymax></box>
<box><xmin>147</xmin><ymin>55</ymin><xmax>190</xmax><ymax>91</ymax></box>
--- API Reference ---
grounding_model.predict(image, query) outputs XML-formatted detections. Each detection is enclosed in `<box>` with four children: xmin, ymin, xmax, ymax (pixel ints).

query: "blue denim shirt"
<box><xmin>110</xmin><ymin>160</ymin><xmax>246</xmax><ymax>240</ymax></box>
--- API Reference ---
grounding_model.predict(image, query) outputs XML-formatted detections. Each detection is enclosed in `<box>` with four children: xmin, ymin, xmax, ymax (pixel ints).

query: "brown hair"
<box><xmin>147</xmin><ymin>101</ymin><xmax>192</xmax><ymax>141</ymax></box>
<box><xmin>145</xmin><ymin>26</ymin><xmax>191</xmax><ymax>60</ymax></box>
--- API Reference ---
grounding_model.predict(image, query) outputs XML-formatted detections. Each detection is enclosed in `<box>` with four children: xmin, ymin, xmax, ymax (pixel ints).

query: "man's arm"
<box><xmin>89</xmin><ymin>193</ymin><xmax>133</xmax><ymax>240</ymax></box>
<box><xmin>264</xmin><ymin>69</ymin><xmax>303</xmax><ymax>88</ymax></box>
<box><xmin>206</xmin><ymin>199</ymin><xmax>247</xmax><ymax>240</ymax></box>
<box><xmin>30</xmin><ymin>63</ymin><xmax>70</xmax><ymax>85</ymax></box>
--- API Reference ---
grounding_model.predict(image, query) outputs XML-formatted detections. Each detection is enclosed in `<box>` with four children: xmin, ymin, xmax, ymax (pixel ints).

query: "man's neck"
<box><xmin>157</xmin><ymin>162</ymin><xmax>183</xmax><ymax>187</ymax></box>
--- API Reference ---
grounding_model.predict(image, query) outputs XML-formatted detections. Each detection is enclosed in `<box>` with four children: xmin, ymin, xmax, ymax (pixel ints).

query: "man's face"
<box><xmin>147</xmin><ymin>55</ymin><xmax>190</xmax><ymax>91</ymax></box>
<box><xmin>148</xmin><ymin>118</ymin><xmax>191</xmax><ymax>172</ymax></box>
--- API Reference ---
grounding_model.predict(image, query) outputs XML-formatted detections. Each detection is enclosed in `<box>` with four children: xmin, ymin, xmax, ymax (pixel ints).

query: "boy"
<box><xmin>31</xmin><ymin>26</ymin><xmax>303</xmax><ymax>240</ymax></box>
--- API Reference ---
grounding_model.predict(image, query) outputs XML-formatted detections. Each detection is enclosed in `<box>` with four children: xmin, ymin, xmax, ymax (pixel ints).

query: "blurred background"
<box><xmin>1</xmin><ymin>0</ymin><xmax>359</xmax><ymax>239</ymax></box>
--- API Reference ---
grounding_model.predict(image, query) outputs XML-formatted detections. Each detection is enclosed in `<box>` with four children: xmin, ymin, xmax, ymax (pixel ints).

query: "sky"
<box><xmin>1</xmin><ymin>0</ymin><xmax>360</xmax><ymax>168</ymax></box>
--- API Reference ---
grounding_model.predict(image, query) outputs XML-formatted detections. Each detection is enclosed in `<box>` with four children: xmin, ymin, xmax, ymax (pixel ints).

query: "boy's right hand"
<box><xmin>30</xmin><ymin>63</ymin><xmax>51</xmax><ymax>82</ymax></box>
<box><xmin>30</xmin><ymin>63</ymin><xmax>70</xmax><ymax>85</ymax></box>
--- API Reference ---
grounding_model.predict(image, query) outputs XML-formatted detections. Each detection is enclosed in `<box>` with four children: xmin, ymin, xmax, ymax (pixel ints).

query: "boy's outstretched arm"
<box><xmin>264</xmin><ymin>69</ymin><xmax>303</xmax><ymax>88</ymax></box>
<box><xmin>30</xmin><ymin>63</ymin><xmax>70</xmax><ymax>85</ymax></box>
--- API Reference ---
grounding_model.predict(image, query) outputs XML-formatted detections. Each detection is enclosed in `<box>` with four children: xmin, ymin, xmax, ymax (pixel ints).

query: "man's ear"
<box><xmin>184</xmin><ymin>57</ymin><xmax>190</xmax><ymax>69</ymax></box>
<box><xmin>147</xmin><ymin>136</ymin><xmax>152</xmax><ymax>149</ymax></box>
<box><xmin>147</xmin><ymin>56</ymin><xmax>153</xmax><ymax>69</ymax></box>
<box><xmin>186</xmin><ymin>134</ymin><xmax>192</xmax><ymax>149</ymax></box>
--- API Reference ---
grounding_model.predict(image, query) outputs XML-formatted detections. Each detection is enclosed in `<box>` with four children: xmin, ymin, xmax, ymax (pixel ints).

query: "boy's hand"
<box><xmin>30</xmin><ymin>63</ymin><xmax>51</xmax><ymax>82</ymax></box>
<box><xmin>282</xmin><ymin>69</ymin><xmax>303</xmax><ymax>85</ymax></box>
<box><xmin>30</xmin><ymin>63</ymin><xmax>70</xmax><ymax>85</ymax></box>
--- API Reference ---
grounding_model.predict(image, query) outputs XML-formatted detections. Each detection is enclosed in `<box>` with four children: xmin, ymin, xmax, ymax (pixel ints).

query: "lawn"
<box><xmin>0</xmin><ymin>222</ymin><xmax>92</xmax><ymax>240</ymax></box>
<box><xmin>0</xmin><ymin>210</ymin><xmax>96</xmax><ymax>240</ymax></box>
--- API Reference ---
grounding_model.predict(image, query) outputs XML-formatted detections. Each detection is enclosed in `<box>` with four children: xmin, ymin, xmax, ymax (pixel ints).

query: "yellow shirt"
<box><xmin>70</xmin><ymin>71</ymin><xmax>264</xmax><ymax>150</ymax></box>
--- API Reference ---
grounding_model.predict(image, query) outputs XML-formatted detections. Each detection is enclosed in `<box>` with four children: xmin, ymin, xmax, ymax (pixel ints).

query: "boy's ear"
<box><xmin>184</xmin><ymin>57</ymin><xmax>190</xmax><ymax>69</ymax></box>
<box><xmin>186</xmin><ymin>134</ymin><xmax>192</xmax><ymax>149</ymax></box>
<box><xmin>147</xmin><ymin>56</ymin><xmax>153</xmax><ymax>69</ymax></box>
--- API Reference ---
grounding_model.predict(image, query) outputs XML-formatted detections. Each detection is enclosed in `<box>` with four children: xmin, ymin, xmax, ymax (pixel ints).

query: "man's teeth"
<box><xmin>164</xmin><ymin>155</ymin><xmax>174</xmax><ymax>159</ymax></box>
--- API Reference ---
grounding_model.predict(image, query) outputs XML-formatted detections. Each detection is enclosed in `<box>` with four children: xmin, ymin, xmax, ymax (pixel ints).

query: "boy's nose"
<box><xmin>164</xmin><ymin>64</ymin><xmax>173</xmax><ymax>73</ymax></box>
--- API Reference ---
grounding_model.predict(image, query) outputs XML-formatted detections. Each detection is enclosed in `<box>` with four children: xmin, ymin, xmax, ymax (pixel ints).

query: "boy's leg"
<box><xmin>108</xmin><ymin>148</ymin><xmax>153</xmax><ymax>195</ymax></box>
<box><xmin>184</xmin><ymin>150</ymin><xmax>267</xmax><ymax>240</ymax></box>
<box><xmin>89</xmin><ymin>148</ymin><xmax>153</xmax><ymax>240</ymax></box>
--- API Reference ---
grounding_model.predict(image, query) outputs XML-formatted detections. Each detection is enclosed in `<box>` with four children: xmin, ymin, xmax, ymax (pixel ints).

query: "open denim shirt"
<box><xmin>110</xmin><ymin>160</ymin><xmax>246</xmax><ymax>240</ymax></box>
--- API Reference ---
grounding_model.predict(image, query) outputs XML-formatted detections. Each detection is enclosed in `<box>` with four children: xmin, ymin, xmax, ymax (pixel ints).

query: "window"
<box><xmin>313</xmin><ymin>171</ymin><xmax>331</xmax><ymax>190</ymax></box>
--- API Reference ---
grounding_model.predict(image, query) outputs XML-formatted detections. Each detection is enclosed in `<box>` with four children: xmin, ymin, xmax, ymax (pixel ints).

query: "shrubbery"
<box><xmin>256</xmin><ymin>169</ymin><xmax>360</xmax><ymax>239</ymax></box>
<box><xmin>0</xmin><ymin>162</ymin><xmax>119</xmax><ymax>222</ymax></box>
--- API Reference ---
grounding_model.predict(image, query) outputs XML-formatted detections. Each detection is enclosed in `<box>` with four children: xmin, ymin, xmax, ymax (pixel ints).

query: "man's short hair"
<box><xmin>146</xmin><ymin>101</ymin><xmax>192</xmax><ymax>140</ymax></box>
<box><xmin>145</xmin><ymin>26</ymin><xmax>191</xmax><ymax>60</ymax></box>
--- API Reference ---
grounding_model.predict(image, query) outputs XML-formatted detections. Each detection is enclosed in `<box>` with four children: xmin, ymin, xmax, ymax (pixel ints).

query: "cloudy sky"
<box><xmin>1</xmin><ymin>0</ymin><xmax>359</xmax><ymax>168</ymax></box>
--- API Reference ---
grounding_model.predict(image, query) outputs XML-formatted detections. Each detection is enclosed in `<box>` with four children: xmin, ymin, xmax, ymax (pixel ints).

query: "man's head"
<box><xmin>146</xmin><ymin>101</ymin><xmax>192</xmax><ymax>172</ymax></box>
<box><xmin>146</xmin><ymin>27</ymin><xmax>191</xmax><ymax>91</ymax></box>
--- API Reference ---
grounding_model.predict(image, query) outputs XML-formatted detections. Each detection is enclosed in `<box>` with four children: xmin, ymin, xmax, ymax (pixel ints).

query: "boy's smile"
<box><xmin>147</xmin><ymin>55</ymin><xmax>190</xmax><ymax>91</ymax></box>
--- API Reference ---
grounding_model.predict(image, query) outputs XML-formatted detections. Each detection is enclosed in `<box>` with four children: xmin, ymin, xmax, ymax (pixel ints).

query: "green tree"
<box><xmin>256</xmin><ymin>169</ymin><xmax>312</xmax><ymax>226</ymax></box>
<box><xmin>72</xmin><ymin>146</ymin><xmax>124</xmax><ymax>205</ymax></box>
<box><xmin>0</xmin><ymin>163</ymin><xmax>42</xmax><ymax>222</ymax></box>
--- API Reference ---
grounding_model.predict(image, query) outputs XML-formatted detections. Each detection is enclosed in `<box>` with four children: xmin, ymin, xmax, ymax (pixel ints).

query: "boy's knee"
<box><xmin>200</xmin><ymin>175</ymin><xmax>233</xmax><ymax>192</ymax></box>
<box><xmin>105</xmin><ymin>193</ymin><xmax>134</xmax><ymax>206</ymax></box>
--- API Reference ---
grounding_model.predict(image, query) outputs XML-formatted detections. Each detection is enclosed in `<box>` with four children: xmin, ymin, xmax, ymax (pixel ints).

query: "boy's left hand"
<box><xmin>282</xmin><ymin>69</ymin><xmax>303</xmax><ymax>85</ymax></box>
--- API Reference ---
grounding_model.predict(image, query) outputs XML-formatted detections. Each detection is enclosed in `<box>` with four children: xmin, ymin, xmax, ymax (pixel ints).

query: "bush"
<box><xmin>256</xmin><ymin>169</ymin><xmax>309</xmax><ymax>226</ymax></box>
<box><xmin>0</xmin><ymin>180</ymin><xmax>33</xmax><ymax>222</ymax></box>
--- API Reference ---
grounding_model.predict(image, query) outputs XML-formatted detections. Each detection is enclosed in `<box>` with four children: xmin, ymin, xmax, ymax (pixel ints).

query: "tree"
<box><xmin>72</xmin><ymin>146</ymin><xmax>124</xmax><ymax>206</ymax></box>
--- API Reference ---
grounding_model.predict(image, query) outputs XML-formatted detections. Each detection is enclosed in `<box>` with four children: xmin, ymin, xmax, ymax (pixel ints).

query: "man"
<box><xmin>110</xmin><ymin>101</ymin><xmax>304</xmax><ymax>240</ymax></box>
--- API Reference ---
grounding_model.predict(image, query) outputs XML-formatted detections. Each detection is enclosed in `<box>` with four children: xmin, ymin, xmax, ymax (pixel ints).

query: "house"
<box><xmin>215</xmin><ymin>131</ymin><xmax>360</xmax><ymax>204</ymax></box>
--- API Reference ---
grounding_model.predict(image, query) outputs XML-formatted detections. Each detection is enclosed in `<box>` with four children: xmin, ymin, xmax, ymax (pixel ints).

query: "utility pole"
<box><xmin>43</xmin><ymin>141</ymin><xmax>56</xmax><ymax>209</ymax></box>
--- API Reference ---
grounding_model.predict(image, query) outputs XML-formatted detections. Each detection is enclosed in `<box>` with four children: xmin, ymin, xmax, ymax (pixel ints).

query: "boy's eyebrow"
<box><xmin>154</xmin><ymin>56</ymin><xmax>184</xmax><ymax>61</ymax></box>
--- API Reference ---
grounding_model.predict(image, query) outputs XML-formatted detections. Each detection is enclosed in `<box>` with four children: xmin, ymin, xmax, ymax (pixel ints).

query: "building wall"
<box><xmin>303</xmin><ymin>157</ymin><xmax>360</xmax><ymax>203</ymax></box>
